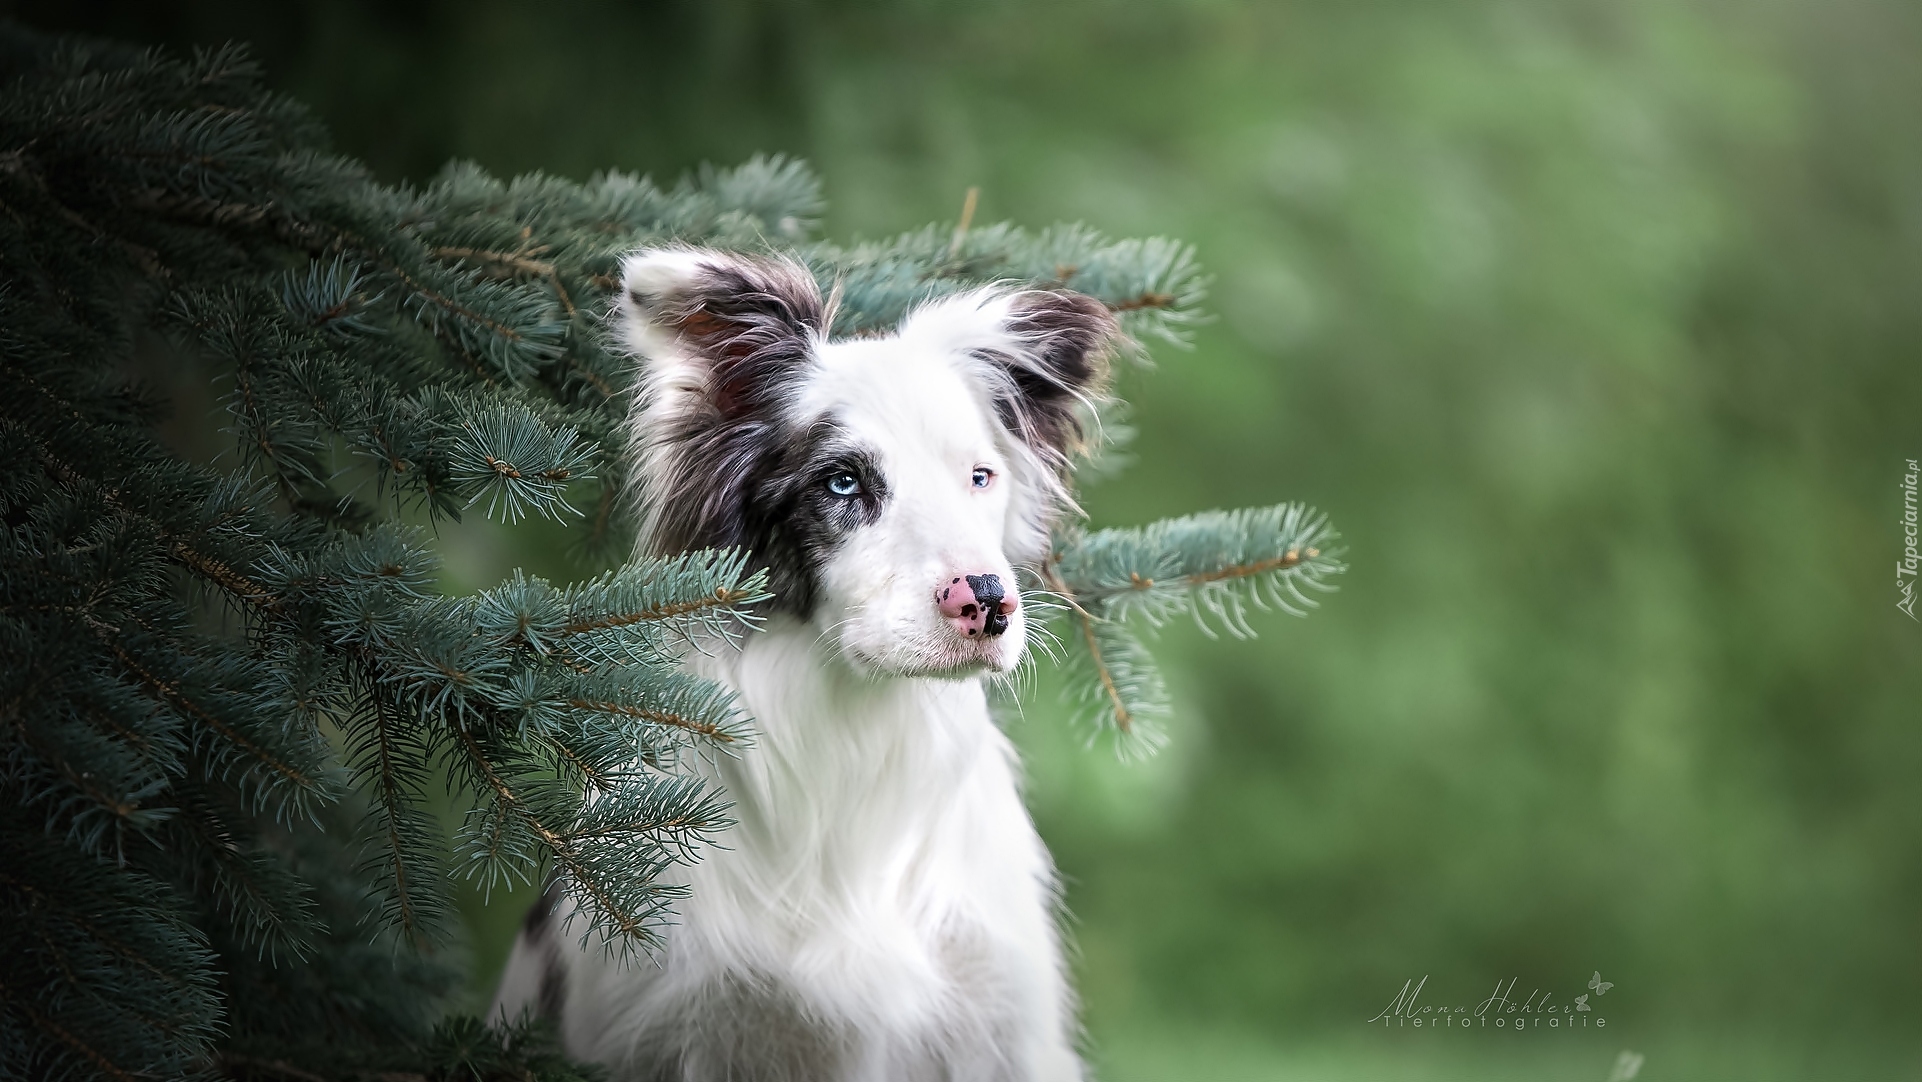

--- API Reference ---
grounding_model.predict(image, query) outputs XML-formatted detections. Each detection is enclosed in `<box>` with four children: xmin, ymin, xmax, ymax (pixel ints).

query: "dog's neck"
<box><xmin>646</xmin><ymin>618</ymin><xmax>1049</xmax><ymax>1048</ymax></box>
<box><xmin>684</xmin><ymin>615</ymin><xmax>1003</xmax><ymax>883</ymax></box>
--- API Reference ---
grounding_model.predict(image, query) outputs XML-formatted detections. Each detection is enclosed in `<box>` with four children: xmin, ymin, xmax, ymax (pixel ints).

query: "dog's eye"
<box><xmin>825</xmin><ymin>472</ymin><xmax>862</xmax><ymax>497</ymax></box>
<box><xmin>971</xmin><ymin>467</ymin><xmax>995</xmax><ymax>490</ymax></box>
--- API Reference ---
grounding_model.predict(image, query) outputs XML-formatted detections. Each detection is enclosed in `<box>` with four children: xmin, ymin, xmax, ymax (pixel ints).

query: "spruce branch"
<box><xmin>449</xmin><ymin>407</ymin><xmax>596</xmax><ymax>524</ymax></box>
<box><xmin>105</xmin><ymin>640</ymin><xmax>325</xmax><ymax>811</ymax></box>
<box><xmin>553</xmin><ymin>550</ymin><xmax>771</xmax><ymax>663</ymax></box>
<box><xmin>557</xmin><ymin>668</ymin><xmax>748</xmax><ymax>747</ymax></box>
<box><xmin>0</xmin><ymin>985</ymin><xmax>144</xmax><ymax>1082</ymax></box>
<box><xmin>449</xmin><ymin>724</ymin><xmax>694</xmax><ymax>957</ymax></box>
<box><xmin>1037</xmin><ymin>504</ymin><xmax>1344</xmax><ymax>750</ymax></box>
<box><xmin>341</xmin><ymin>667</ymin><xmax>449</xmax><ymax>949</ymax></box>
<box><xmin>1053</xmin><ymin>503</ymin><xmax>1345</xmax><ymax>634</ymax></box>
<box><xmin>1037</xmin><ymin>561</ymin><xmax>1169</xmax><ymax>754</ymax></box>
<box><xmin>162</xmin><ymin>790</ymin><xmax>320</xmax><ymax>962</ymax></box>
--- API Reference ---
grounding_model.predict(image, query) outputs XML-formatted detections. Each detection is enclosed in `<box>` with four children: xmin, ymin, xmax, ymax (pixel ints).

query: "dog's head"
<box><xmin>617</xmin><ymin>247</ymin><xmax>1115</xmax><ymax>677</ymax></box>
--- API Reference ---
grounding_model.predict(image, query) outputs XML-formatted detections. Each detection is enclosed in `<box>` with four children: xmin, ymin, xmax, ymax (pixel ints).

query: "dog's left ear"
<box><xmin>913</xmin><ymin>288</ymin><xmax>1117</xmax><ymax>471</ymax></box>
<box><xmin>996</xmin><ymin>291</ymin><xmax>1116</xmax><ymax>467</ymax></box>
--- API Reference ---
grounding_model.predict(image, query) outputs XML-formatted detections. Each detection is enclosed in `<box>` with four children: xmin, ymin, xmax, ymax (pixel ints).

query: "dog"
<box><xmin>491</xmin><ymin>246</ymin><xmax>1116</xmax><ymax>1081</ymax></box>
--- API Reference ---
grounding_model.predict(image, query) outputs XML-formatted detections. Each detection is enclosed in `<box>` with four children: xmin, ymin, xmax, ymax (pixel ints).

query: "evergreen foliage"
<box><xmin>0</xmin><ymin>28</ymin><xmax>1340</xmax><ymax>1080</ymax></box>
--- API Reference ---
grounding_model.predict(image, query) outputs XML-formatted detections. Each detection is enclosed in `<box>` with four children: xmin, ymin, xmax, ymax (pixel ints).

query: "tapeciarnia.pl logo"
<box><xmin>1900</xmin><ymin>459</ymin><xmax>1919</xmax><ymax>621</ymax></box>
<box><xmin>1369</xmin><ymin>972</ymin><xmax>1616</xmax><ymax>1031</ymax></box>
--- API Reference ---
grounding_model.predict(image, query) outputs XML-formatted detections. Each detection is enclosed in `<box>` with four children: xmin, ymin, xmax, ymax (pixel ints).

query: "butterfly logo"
<box><xmin>1589</xmin><ymin>971</ymin><xmax>1613</xmax><ymax>996</ymax></box>
<box><xmin>1574</xmin><ymin>994</ymin><xmax>1591</xmax><ymax>1011</ymax></box>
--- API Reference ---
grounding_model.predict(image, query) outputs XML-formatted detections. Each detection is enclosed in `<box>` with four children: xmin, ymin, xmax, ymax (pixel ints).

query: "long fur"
<box><xmin>493</xmin><ymin>247</ymin><xmax>1116</xmax><ymax>1082</ymax></box>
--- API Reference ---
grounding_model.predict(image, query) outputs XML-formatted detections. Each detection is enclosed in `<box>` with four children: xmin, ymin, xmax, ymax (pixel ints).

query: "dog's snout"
<box><xmin>937</xmin><ymin>572</ymin><xmax>1017</xmax><ymax>638</ymax></box>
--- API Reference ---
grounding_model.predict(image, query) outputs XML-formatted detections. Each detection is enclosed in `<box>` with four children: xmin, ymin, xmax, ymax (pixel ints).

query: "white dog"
<box><xmin>491</xmin><ymin>247</ymin><xmax>1116</xmax><ymax>1081</ymax></box>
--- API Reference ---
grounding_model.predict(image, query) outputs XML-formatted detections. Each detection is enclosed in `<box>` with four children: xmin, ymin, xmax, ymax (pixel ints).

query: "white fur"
<box><xmin>493</xmin><ymin>252</ymin><xmax>1086</xmax><ymax>1081</ymax></box>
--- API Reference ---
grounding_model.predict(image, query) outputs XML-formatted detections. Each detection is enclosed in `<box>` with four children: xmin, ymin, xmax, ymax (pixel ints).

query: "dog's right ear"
<box><xmin>618</xmin><ymin>248</ymin><xmax>827</xmax><ymax>556</ymax></box>
<box><xmin>616</xmin><ymin>247</ymin><xmax>827</xmax><ymax>418</ymax></box>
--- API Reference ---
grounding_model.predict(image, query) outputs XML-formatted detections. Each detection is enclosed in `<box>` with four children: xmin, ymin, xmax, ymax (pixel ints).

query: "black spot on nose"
<box><xmin>965</xmin><ymin>574</ymin><xmax>1010</xmax><ymax>638</ymax></box>
<box><xmin>965</xmin><ymin>573</ymin><xmax>1004</xmax><ymax>604</ymax></box>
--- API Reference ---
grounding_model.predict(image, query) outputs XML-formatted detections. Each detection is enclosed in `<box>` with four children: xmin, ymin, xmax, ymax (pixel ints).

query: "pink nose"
<box><xmin>937</xmin><ymin>573</ymin><xmax>1017</xmax><ymax>638</ymax></box>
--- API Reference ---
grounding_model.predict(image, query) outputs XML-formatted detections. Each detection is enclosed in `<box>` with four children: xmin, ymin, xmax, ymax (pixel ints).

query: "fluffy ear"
<box><xmin>617</xmin><ymin>248</ymin><xmax>826</xmax><ymax>556</ymax></box>
<box><xmin>616</xmin><ymin>247</ymin><xmax>827</xmax><ymax>418</ymax></box>
<box><xmin>989</xmin><ymin>290</ymin><xmax>1116</xmax><ymax>469</ymax></box>
<box><xmin>904</xmin><ymin>287</ymin><xmax>1117</xmax><ymax>473</ymax></box>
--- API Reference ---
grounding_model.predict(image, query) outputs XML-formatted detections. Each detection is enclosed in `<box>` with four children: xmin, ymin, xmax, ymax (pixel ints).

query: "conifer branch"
<box><xmin>1039</xmin><ymin>562</ymin><xmax>1134</xmax><ymax>734</ymax></box>
<box><xmin>168</xmin><ymin>541</ymin><xmax>282</xmax><ymax>613</ymax></box>
<box><xmin>563</xmin><ymin>699</ymin><xmax>739</xmax><ymax>743</ymax></box>
<box><xmin>560</xmin><ymin>589</ymin><xmax>753</xmax><ymax>634</ymax></box>
<box><xmin>451</xmin><ymin>726</ymin><xmax>654</xmax><ymax>946</ymax></box>
<box><xmin>1182</xmin><ymin>545</ymin><xmax>1320</xmax><ymax>584</ymax></box>
<box><xmin>1074</xmin><ymin>606</ymin><xmax>1134</xmax><ymax>735</ymax></box>
<box><xmin>0</xmin><ymin>981</ymin><xmax>142</xmax><ymax>1082</ymax></box>
<box><xmin>352</xmin><ymin>670</ymin><xmax>439</xmax><ymax>949</ymax></box>
<box><xmin>431</xmin><ymin>245</ymin><xmax>558</xmax><ymax>278</ymax></box>
<box><xmin>108</xmin><ymin>643</ymin><xmax>317</xmax><ymax>792</ymax></box>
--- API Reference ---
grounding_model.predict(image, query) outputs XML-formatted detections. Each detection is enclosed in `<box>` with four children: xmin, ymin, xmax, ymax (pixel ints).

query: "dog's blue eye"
<box><xmin>971</xmin><ymin>467</ymin><xmax>994</xmax><ymax>490</ymax></box>
<box><xmin>826</xmin><ymin>472</ymin><xmax>862</xmax><ymax>497</ymax></box>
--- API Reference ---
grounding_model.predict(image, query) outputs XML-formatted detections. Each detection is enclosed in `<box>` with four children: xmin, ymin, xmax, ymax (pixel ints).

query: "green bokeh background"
<box><xmin>13</xmin><ymin>0</ymin><xmax>1922</xmax><ymax>1077</ymax></box>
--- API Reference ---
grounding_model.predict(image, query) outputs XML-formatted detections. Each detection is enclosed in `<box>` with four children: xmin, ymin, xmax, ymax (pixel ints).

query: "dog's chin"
<box><xmin>839</xmin><ymin>626</ymin><xmax>1026</xmax><ymax>680</ymax></box>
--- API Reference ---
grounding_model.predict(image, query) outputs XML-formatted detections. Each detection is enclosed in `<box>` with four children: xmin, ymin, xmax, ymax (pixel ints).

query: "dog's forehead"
<box><xmin>795</xmin><ymin>336</ymin><xmax>997</xmax><ymax>454</ymax></box>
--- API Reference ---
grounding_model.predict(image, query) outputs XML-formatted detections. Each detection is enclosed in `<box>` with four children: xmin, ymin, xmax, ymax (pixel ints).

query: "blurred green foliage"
<box><xmin>17</xmin><ymin>0</ymin><xmax>1922</xmax><ymax>1076</ymax></box>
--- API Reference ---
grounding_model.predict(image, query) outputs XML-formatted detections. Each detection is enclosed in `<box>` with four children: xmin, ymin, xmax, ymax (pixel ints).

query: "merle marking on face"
<box><xmin>734</xmin><ymin>425</ymin><xmax>891</xmax><ymax>616</ymax></box>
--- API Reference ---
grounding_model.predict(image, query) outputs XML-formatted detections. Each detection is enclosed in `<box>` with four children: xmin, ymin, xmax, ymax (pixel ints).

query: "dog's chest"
<box><xmin>541</xmin><ymin>627</ymin><xmax>1071</xmax><ymax>1078</ymax></box>
<box><xmin>670</xmin><ymin>627</ymin><xmax>1046</xmax><ymax>1022</ymax></box>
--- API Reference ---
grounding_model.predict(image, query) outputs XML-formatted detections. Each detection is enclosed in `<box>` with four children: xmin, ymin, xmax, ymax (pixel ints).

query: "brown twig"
<box><xmin>1186</xmin><ymin>547</ymin><xmax>1319</xmax><ymax>586</ymax></box>
<box><xmin>431</xmin><ymin>243</ymin><xmax>580</xmax><ymax>317</ymax></box>
<box><xmin>110</xmin><ymin>643</ymin><xmax>315</xmax><ymax>789</ymax></box>
<box><xmin>453</xmin><ymin>727</ymin><xmax>653</xmax><ymax>942</ymax></box>
<box><xmin>1107</xmin><ymin>291</ymin><xmax>1176</xmax><ymax>313</ymax></box>
<box><xmin>168</xmin><ymin>542</ymin><xmax>281</xmax><ymax>613</ymax></box>
<box><xmin>0</xmin><ymin>979</ymin><xmax>139</xmax><ymax>1082</ymax></box>
<box><xmin>430</xmin><ymin>244</ymin><xmax>555</xmax><ymax>277</ymax></box>
<box><xmin>1039</xmin><ymin>561</ymin><xmax>1131</xmax><ymax>734</ymax></box>
<box><xmin>946</xmin><ymin>186</ymin><xmax>980</xmax><ymax>259</ymax></box>
<box><xmin>565</xmin><ymin>699</ymin><xmax>736</xmax><ymax>743</ymax></box>
<box><xmin>562</xmin><ymin>589</ymin><xmax>746</xmax><ymax>635</ymax></box>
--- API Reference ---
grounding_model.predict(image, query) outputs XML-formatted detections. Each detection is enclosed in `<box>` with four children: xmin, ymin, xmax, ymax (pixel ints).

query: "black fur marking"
<box><xmin>538</xmin><ymin>948</ymin><xmax>567</xmax><ymax>1022</ymax></box>
<box><xmin>638</xmin><ymin>255</ymin><xmax>886</xmax><ymax>615</ymax></box>
<box><xmin>654</xmin><ymin>408</ymin><xmax>888</xmax><ymax>616</ymax></box>
<box><xmin>636</xmin><ymin>255</ymin><xmax>827</xmax><ymax>421</ymax></box>
<box><xmin>737</xmin><ymin>428</ymin><xmax>888</xmax><ymax>616</ymax></box>
<box><xmin>979</xmin><ymin>290</ymin><xmax>1117</xmax><ymax>473</ymax></box>
<box><xmin>637</xmin><ymin>253</ymin><xmax>825</xmax><ymax>557</ymax></box>
<box><xmin>521</xmin><ymin>878</ymin><xmax>568</xmax><ymax>1021</ymax></box>
<box><xmin>521</xmin><ymin>876</ymin><xmax>564</xmax><ymax>936</ymax></box>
